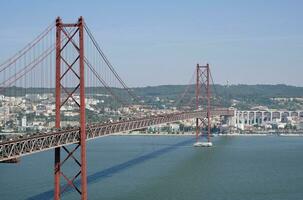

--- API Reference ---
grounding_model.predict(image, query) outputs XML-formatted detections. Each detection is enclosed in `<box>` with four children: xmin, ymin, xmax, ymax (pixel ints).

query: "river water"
<box><xmin>1</xmin><ymin>135</ymin><xmax>303</xmax><ymax>200</ymax></box>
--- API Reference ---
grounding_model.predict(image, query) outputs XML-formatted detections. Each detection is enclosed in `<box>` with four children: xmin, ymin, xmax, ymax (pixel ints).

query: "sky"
<box><xmin>0</xmin><ymin>0</ymin><xmax>302</xmax><ymax>87</ymax></box>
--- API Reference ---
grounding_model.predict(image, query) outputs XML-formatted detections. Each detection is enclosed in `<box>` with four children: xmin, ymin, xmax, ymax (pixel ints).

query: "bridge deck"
<box><xmin>0</xmin><ymin>109</ymin><xmax>233</xmax><ymax>162</ymax></box>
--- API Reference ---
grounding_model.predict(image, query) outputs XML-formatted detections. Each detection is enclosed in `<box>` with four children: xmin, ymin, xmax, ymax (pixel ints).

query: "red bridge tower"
<box><xmin>54</xmin><ymin>17</ymin><xmax>87</xmax><ymax>200</ymax></box>
<box><xmin>195</xmin><ymin>63</ymin><xmax>211</xmax><ymax>143</ymax></box>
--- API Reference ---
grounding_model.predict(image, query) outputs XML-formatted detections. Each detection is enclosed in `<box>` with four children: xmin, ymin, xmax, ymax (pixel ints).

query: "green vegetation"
<box><xmin>3</xmin><ymin>84</ymin><xmax>303</xmax><ymax>110</ymax></box>
<box><xmin>133</xmin><ymin>84</ymin><xmax>303</xmax><ymax>110</ymax></box>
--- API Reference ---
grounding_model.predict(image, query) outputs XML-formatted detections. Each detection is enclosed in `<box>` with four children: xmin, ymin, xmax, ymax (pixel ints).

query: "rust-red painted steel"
<box><xmin>54</xmin><ymin>17</ymin><xmax>61</xmax><ymax>200</ymax></box>
<box><xmin>0</xmin><ymin>109</ymin><xmax>234</xmax><ymax>163</ymax></box>
<box><xmin>195</xmin><ymin>63</ymin><xmax>212</xmax><ymax>143</ymax></box>
<box><xmin>53</xmin><ymin>16</ymin><xmax>88</xmax><ymax>200</ymax></box>
<box><xmin>195</xmin><ymin>64</ymin><xmax>200</xmax><ymax>142</ymax></box>
<box><xmin>206</xmin><ymin>63</ymin><xmax>211</xmax><ymax>143</ymax></box>
<box><xmin>78</xmin><ymin>16</ymin><xmax>88</xmax><ymax>200</ymax></box>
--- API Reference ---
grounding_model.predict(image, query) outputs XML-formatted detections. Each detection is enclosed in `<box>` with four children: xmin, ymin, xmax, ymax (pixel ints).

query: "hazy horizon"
<box><xmin>2</xmin><ymin>83</ymin><xmax>303</xmax><ymax>89</ymax></box>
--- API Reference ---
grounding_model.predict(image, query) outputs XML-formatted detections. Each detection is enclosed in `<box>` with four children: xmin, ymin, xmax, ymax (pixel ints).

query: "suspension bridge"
<box><xmin>0</xmin><ymin>17</ymin><xmax>234</xmax><ymax>199</ymax></box>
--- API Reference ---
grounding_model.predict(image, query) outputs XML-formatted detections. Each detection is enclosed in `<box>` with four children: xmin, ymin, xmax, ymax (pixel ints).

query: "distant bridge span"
<box><xmin>0</xmin><ymin>109</ymin><xmax>233</xmax><ymax>162</ymax></box>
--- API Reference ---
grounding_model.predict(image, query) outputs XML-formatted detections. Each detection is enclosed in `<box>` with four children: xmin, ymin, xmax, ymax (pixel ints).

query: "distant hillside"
<box><xmin>2</xmin><ymin>84</ymin><xmax>303</xmax><ymax>110</ymax></box>
<box><xmin>132</xmin><ymin>84</ymin><xmax>303</xmax><ymax>110</ymax></box>
<box><xmin>133</xmin><ymin>84</ymin><xmax>303</xmax><ymax>98</ymax></box>
<box><xmin>4</xmin><ymin>84</ymin><xmax>303</xmax><ymax>98</ymax></box>
<box><xmin>216</xmin><ymin>84</ymin><xmax>303</xmax><ymax>98</ymax></box>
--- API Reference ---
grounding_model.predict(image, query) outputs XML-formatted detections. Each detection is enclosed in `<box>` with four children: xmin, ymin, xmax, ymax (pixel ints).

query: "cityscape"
<box><xmin>1</xmin><ymin>88</ymin><xmax>303</xmax><ymax>142</ymax></box>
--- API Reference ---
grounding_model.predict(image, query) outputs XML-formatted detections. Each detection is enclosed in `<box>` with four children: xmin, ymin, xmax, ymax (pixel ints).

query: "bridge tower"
<box><xmin>54</xmin><ymin>17</ymin><xmax>87</xmax><ymax>200</ymax></box>
<box><xmin>195</xmin><ymin>63</ymin><xmax>211</xmax><ymax>143</ymax></box>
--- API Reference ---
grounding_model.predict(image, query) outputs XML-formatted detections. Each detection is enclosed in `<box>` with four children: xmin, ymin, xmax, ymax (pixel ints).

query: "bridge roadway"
<box><xmin>0</xmin><ymin>109</ymin><xmax>233</xmax><ymax>162</ymax></box>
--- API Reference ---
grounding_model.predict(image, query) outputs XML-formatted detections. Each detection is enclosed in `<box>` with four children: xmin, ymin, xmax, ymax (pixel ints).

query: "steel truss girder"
<box><xmin>0</xmin><ymin>109</ymin><xmax>233</xmax><ymax>162</ymax></box>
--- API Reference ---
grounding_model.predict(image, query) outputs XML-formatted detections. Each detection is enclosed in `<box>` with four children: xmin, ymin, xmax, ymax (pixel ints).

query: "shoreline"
<box><xmin>112</xmin><ymin>132</ymin><xmax>303</xmax><ymax>137</ymax></box>
<box><xmin>112</xmin><ymin>133</ymin><xmax>195</xmax><ymax>136</ymax></box>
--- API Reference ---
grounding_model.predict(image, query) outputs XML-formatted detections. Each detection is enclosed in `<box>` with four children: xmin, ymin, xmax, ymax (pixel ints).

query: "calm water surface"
<box><xmin>1</xmin><ymin>135</ymin><xmax>303</xmax><ymax>200</ymax></box>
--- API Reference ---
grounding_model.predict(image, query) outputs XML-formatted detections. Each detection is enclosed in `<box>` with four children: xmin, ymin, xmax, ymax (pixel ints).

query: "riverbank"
<box><xmin>113</xmin><ymin>132</ymin><xmax>303</xmax><ymax>137</ymax></box>
<box><xmin>112</xmin><ymin>132</ymin><xmax>195</xmax><ymax>136</ymax></box>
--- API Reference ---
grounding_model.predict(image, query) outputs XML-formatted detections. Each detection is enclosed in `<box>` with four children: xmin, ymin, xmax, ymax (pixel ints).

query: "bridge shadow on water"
<box><xmin>27</xmin><ymin>137</ymin><xmax>195</xmax><ymax>200</ymax></box>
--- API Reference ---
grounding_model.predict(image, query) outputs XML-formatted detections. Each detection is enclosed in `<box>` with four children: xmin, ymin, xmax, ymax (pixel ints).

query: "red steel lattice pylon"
<box><xmin>195</xmin><ymin>63</ymin><xmax>211</xmax><ymax>143</ymax></box>
<box><xmin>54</xmin><ymin>16</ymin><xmax>87</xmax><ymax>200</ymax></box>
